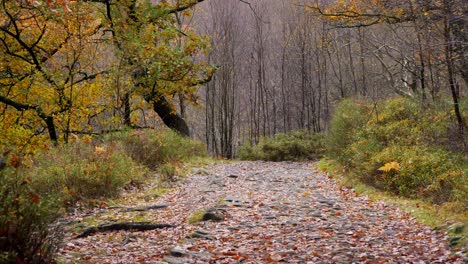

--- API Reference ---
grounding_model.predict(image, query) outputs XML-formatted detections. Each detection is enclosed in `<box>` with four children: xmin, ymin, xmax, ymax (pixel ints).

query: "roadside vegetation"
<box><xmin>0</xmin><ymin>129</ymin><xmax>208</xmax><ymax>263</ymax></box>
<box><xmin>238</xmin><ymin>130</ymin><xmax>326</xmax><ymax>161</ymax></box>
<box><xmin>239</xmin><ymin>96</ymin><xmax>467</xmax><ymax>251</ymax></box>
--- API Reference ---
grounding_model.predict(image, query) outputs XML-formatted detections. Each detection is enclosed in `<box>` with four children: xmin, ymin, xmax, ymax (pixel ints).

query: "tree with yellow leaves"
<box><xmin>0</xmin><ymin>0</ymin><xmax>110</xmax><ymax>151</ymax></box>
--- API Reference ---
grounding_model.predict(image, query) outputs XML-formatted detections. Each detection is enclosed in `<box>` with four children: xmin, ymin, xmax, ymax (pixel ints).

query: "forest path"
<box><xmin>59</xmin><ymin>161</ymin><xmax>458</xmax><ymax>263</ymax></box>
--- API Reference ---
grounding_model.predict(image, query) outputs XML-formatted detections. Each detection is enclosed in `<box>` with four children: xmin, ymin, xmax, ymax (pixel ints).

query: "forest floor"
<box><xmin>58</xmin><ymin>161</ymin><xmax>464</xmax><ymax>263</ymax></box>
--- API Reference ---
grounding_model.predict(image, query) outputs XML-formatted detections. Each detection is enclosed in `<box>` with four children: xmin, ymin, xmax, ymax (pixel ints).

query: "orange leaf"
<box><xmin>30</xmin><ymin>193</ymin><xmax>40</xmax><ymax>204</ymax></box>
<box><xmin>10</xmin><ymin>154</ymin><xmax>20</xmax><ymax>168</ymax></box>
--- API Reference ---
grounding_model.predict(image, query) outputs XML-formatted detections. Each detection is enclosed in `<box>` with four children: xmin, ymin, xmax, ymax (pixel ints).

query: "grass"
<box><xmin>31</xmin><ymin>141</ymin><xmax>148</xmax><ymax>207</ymax></box>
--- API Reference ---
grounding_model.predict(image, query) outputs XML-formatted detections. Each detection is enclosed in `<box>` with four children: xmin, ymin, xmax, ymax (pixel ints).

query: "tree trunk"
<box><xmin>144</xmin><ymin>91</ymin><xmax>190</xmax><ymax>137</ymax></box>
<box><xmin>44</xmin><ymin>116</ymin><xmax>58</xmax><ymax>145</ymax></box>
<box><xmin>444</xmin><ymin>12</ymin><xmax>465</xmax><ymax>150</ymax></box>
<box><xmin>123</xmin><ymin>92</ymin><xmax>132</xmax><ymax>127</ymax></box>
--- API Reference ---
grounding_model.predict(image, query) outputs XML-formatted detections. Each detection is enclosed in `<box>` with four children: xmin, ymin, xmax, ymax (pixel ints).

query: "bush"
<box><xmin>327</xmin><ymin>99</ymin><xmax>370</xmax><ymax>162</ymax></box>
<box><xmin>366</xmin><ymin>145</ymin><xmax>466</xmax><ymax>203</ymax></box>
<box><xmin>238</xmin><ymin>130</ymin><xmax>325</xmax><ymax>161</ymax></box>
<box><xmin>0</xmin><ymin>153</ymin><xmax>61</xmax><ymax>263</ymax></box>
<box><xmin>119</xmin><ymin>129</ymin><xmax>208</xmax><ymax>170</ymax></box>
<box><xmin>30</xmin><ymin>141</ymin><xmax>147</xmax><ymax>206</ymax></box>
<box><xmin>0</xmin><ymin>128</ymin><xmax>209</xmax><ymax>262</ymax></box>
<box><xmin>327</xmin><ymin>97</ymin><xmax>468</xmax><ymax>205</ymax></box>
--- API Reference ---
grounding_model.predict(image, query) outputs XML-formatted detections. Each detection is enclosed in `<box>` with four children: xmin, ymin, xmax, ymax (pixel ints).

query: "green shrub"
<box><xmin>327</xmin><ymin>97</ymin><xmax>467</xmax><ymax>205</ymax></box>
<box><xmin>237</xmin><ymin>143</ymin><xmax>261</xmax><ymax>161</ymax></box>
<box><xmin>30</xmin><ymin>141</ymin><xmax>147</xmax><ymax>206</ymax></box>
<box><xmin>366</xmin><ymin>145</ymin><xmax>466</xmax><ymax>203</ymax></box>
<box><xmin>0</xmin><ymin>153</ymin><xmax>61</xmax><ymax>263</ymax></box>
<box><xmin>238</xmin><ymin>130</ymin><xmax>325</xmax><ymax>161</ymax></box>
<box><xmin>120</xmin><ymin>129</ymin><xmax>208</xmax><ymax>170</ymax></box>
<box><xmin>327</xmin><ymin>99</ymin><xmax>370</xmax><ymax>162</ymax></box>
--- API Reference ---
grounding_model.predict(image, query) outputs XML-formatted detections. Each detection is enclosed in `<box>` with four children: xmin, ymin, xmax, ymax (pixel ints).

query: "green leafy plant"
<box><xmin>327</xmin><ymin>97</ymin><xmax>467</xmax><ymax>206</ymax></box>
<box><xmin>327</xmin><ymin>99</ymin><xmax>370</xmax><ymax>163</ymax></box>
<box><xmin>239</xmin><ymin>130</ymin><xmax>325</xmax><ymax>161</ymax></box>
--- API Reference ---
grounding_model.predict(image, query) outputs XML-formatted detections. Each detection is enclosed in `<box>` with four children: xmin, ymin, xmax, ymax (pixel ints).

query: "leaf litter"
<box><xmin>58</xmin><ymin>161</ymin><xmax>464</xmax><ymax>263</ymax></box>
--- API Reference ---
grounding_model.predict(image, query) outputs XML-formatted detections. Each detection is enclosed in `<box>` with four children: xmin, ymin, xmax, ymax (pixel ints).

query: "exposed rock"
<box><xmin>202</xmin><ymin>211</ymin><xmax>223</xmax><ymax>222</ymax></box>
<box><xmin>169</xmin><ymin>246</ymin><xmax>187</xmax><ymax>257</ymax></box>
<box><xmin>187</xmin><ymin>230</ymin><xmax>214</xmax><ymax>240</ymax></box>
<box><xmin>122</xmin><ymin>234</ymin><xmax>137</xmax><ymax>245</ymax></box>
<box><xmin>162</xmin><ymin>257</ymin><xmax>191</xmax><ymax>264</ymax></box>
<box><xmin>317</xmin><ymin>198</ymin><xmax>335</xmax><ymax>206</ymax></box>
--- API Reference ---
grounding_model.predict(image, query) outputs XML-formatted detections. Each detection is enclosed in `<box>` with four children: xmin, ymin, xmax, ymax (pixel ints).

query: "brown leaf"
<box><xmin>30</xmin><ymin>193</ymin><xmax>40</xmax><ymax>204</ymax></box>
<box><xmin>10</xmin><ymin>153</ymin><xmax>20</xmax><ymax>168</ymax></box>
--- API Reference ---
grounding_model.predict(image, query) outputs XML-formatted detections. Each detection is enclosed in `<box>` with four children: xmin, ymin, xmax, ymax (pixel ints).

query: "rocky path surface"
<box><xmin>59</xmin><ymin>161</ymin><xmax>461</xmax><ymax>263</ymax></box>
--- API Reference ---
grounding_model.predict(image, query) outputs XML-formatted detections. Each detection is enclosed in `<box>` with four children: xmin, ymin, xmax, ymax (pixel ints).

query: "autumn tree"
<box><xmin>93</xmin><ymin>0</ymin><xmax>214</xmax><ymax>137</ymax></box>
<box><xmin>0</xmin><ymin>0</ymin><xmax>214</xmax><ymax>152</ymax></box>
<box><xmin>0</xmin><ymin>0</ymin><xmax>109</xmax><ymax>150</ymax></box>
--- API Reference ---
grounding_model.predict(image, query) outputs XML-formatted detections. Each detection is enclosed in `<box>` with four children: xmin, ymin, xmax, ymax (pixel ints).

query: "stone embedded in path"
<box><xmin>210</xmin><ymin>176</ymin><xmax>225</xmax><ymax>187</ymax></box>
<box><xmin>202</xmin><ymin>210</ymin><xmax>224</xmax><ymax>222</ymax></box>
<box><xmin>317</xmin><ymin>198</ymin><xmax>335</xmax><ymax>206</ymax></box>
<box><xmin>162</xmin><ymin>256</ymin><xmax>191</xmax><ymax>264</ymax></box>
<box><xmin>169</xmin><ymin>246</ymin><xmax>187</xmax><ymax>257</ymax></box>
<box><xmin>223</xmin><ymin>196</ymin><xmax>247</xmax><ymax>207</ymax></box>
<box><xmin>187</xmin><ymin>230</ymin><xmax>214</xmax><ymax>240</ymax></box>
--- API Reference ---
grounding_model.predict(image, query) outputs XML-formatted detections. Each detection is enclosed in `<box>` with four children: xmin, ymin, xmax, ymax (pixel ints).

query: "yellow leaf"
<box><xmin>378</xmin><ymin>161</ymin><xmax>401</xmax><ymax>172</ymax></box>
<box><xmin>94</xmin><ymin>146</ymin><xmax>106</xmax><ymax>155</ymax></box>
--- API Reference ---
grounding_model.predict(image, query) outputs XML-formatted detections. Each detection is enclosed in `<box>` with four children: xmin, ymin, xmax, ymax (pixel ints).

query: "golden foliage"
<box><xmin>378</xmin><ymin>161</ymin><xmax>401</xmax><ymax>172</ymax></box>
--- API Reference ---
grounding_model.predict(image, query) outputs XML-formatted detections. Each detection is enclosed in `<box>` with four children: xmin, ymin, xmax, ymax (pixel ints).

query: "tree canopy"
<box><xmin>0</xmin><ymin>0</ymin><xmax>213</xmax><ymax>152</ymax></box>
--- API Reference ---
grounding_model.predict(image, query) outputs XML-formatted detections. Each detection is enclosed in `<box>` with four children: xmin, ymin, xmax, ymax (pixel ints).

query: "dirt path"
<box><xmin>58</xmin><ymin>161</ymin><xmax>460</xmax><ymax>263</ymax></box>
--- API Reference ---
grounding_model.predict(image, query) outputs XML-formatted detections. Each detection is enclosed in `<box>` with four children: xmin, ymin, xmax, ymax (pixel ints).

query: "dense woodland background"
<box><xmin>0</xmin><ymin>0</ymin><xmax>466</xmax><ymax>156</ymax></box>
<box><xmin>192</xmin><ymin>0</ymin><xmax>466</xmax><ymax>157</ymax></box>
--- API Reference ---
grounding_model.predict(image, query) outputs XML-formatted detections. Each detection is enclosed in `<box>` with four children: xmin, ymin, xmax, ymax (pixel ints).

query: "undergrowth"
<box><xmin>0</xmin><ymin>128</ymin><xmax>209</xmax><ymax>262</ymax></box>
<box><xmin>31</xmin><ymin>141</ymin><xmax>147</xmax><ymax>207</ymax></box>
<box><xmin>327</xmin><ymin>97</ymin><xmax>467</xmax><ymax>205</ymax></box>
<box><xmin>238</xmin><ymin>130</ymin><xmax>325</xmax><ymax>161</ymax></box>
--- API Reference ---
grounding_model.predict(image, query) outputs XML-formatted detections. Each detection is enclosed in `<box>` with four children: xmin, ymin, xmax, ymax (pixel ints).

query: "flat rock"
<box><xmin>317</xmin><ymin>199</ymin><xmax>335</xmax><ymax>206</ymax></box>
<box><xmin>187</xmin><ymin>230</ymin><xmax>214</xmax><ymax>240</ymax></box>
<box><xmin>162</xmin><ymin>257</ymin><xmax>191</xmax><ymax>264</ymax></box>
<box><xmin>169</xmin><ymin>246</ymin><xmax>187</xmax><ymax>257</ymax></box>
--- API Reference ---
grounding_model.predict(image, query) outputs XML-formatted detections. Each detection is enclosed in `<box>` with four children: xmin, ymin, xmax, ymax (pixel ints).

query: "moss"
<box><xmin>187</xmin><ymin>210</ymin><xmax>207</xmax><ymax>224</ymax></box>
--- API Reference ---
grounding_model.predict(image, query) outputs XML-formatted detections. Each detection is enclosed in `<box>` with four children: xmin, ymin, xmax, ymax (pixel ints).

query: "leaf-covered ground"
<box><xmin>58</xmin><ymin>162</ymin><xmax>464</xmax><ymax>263</ymax></box>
